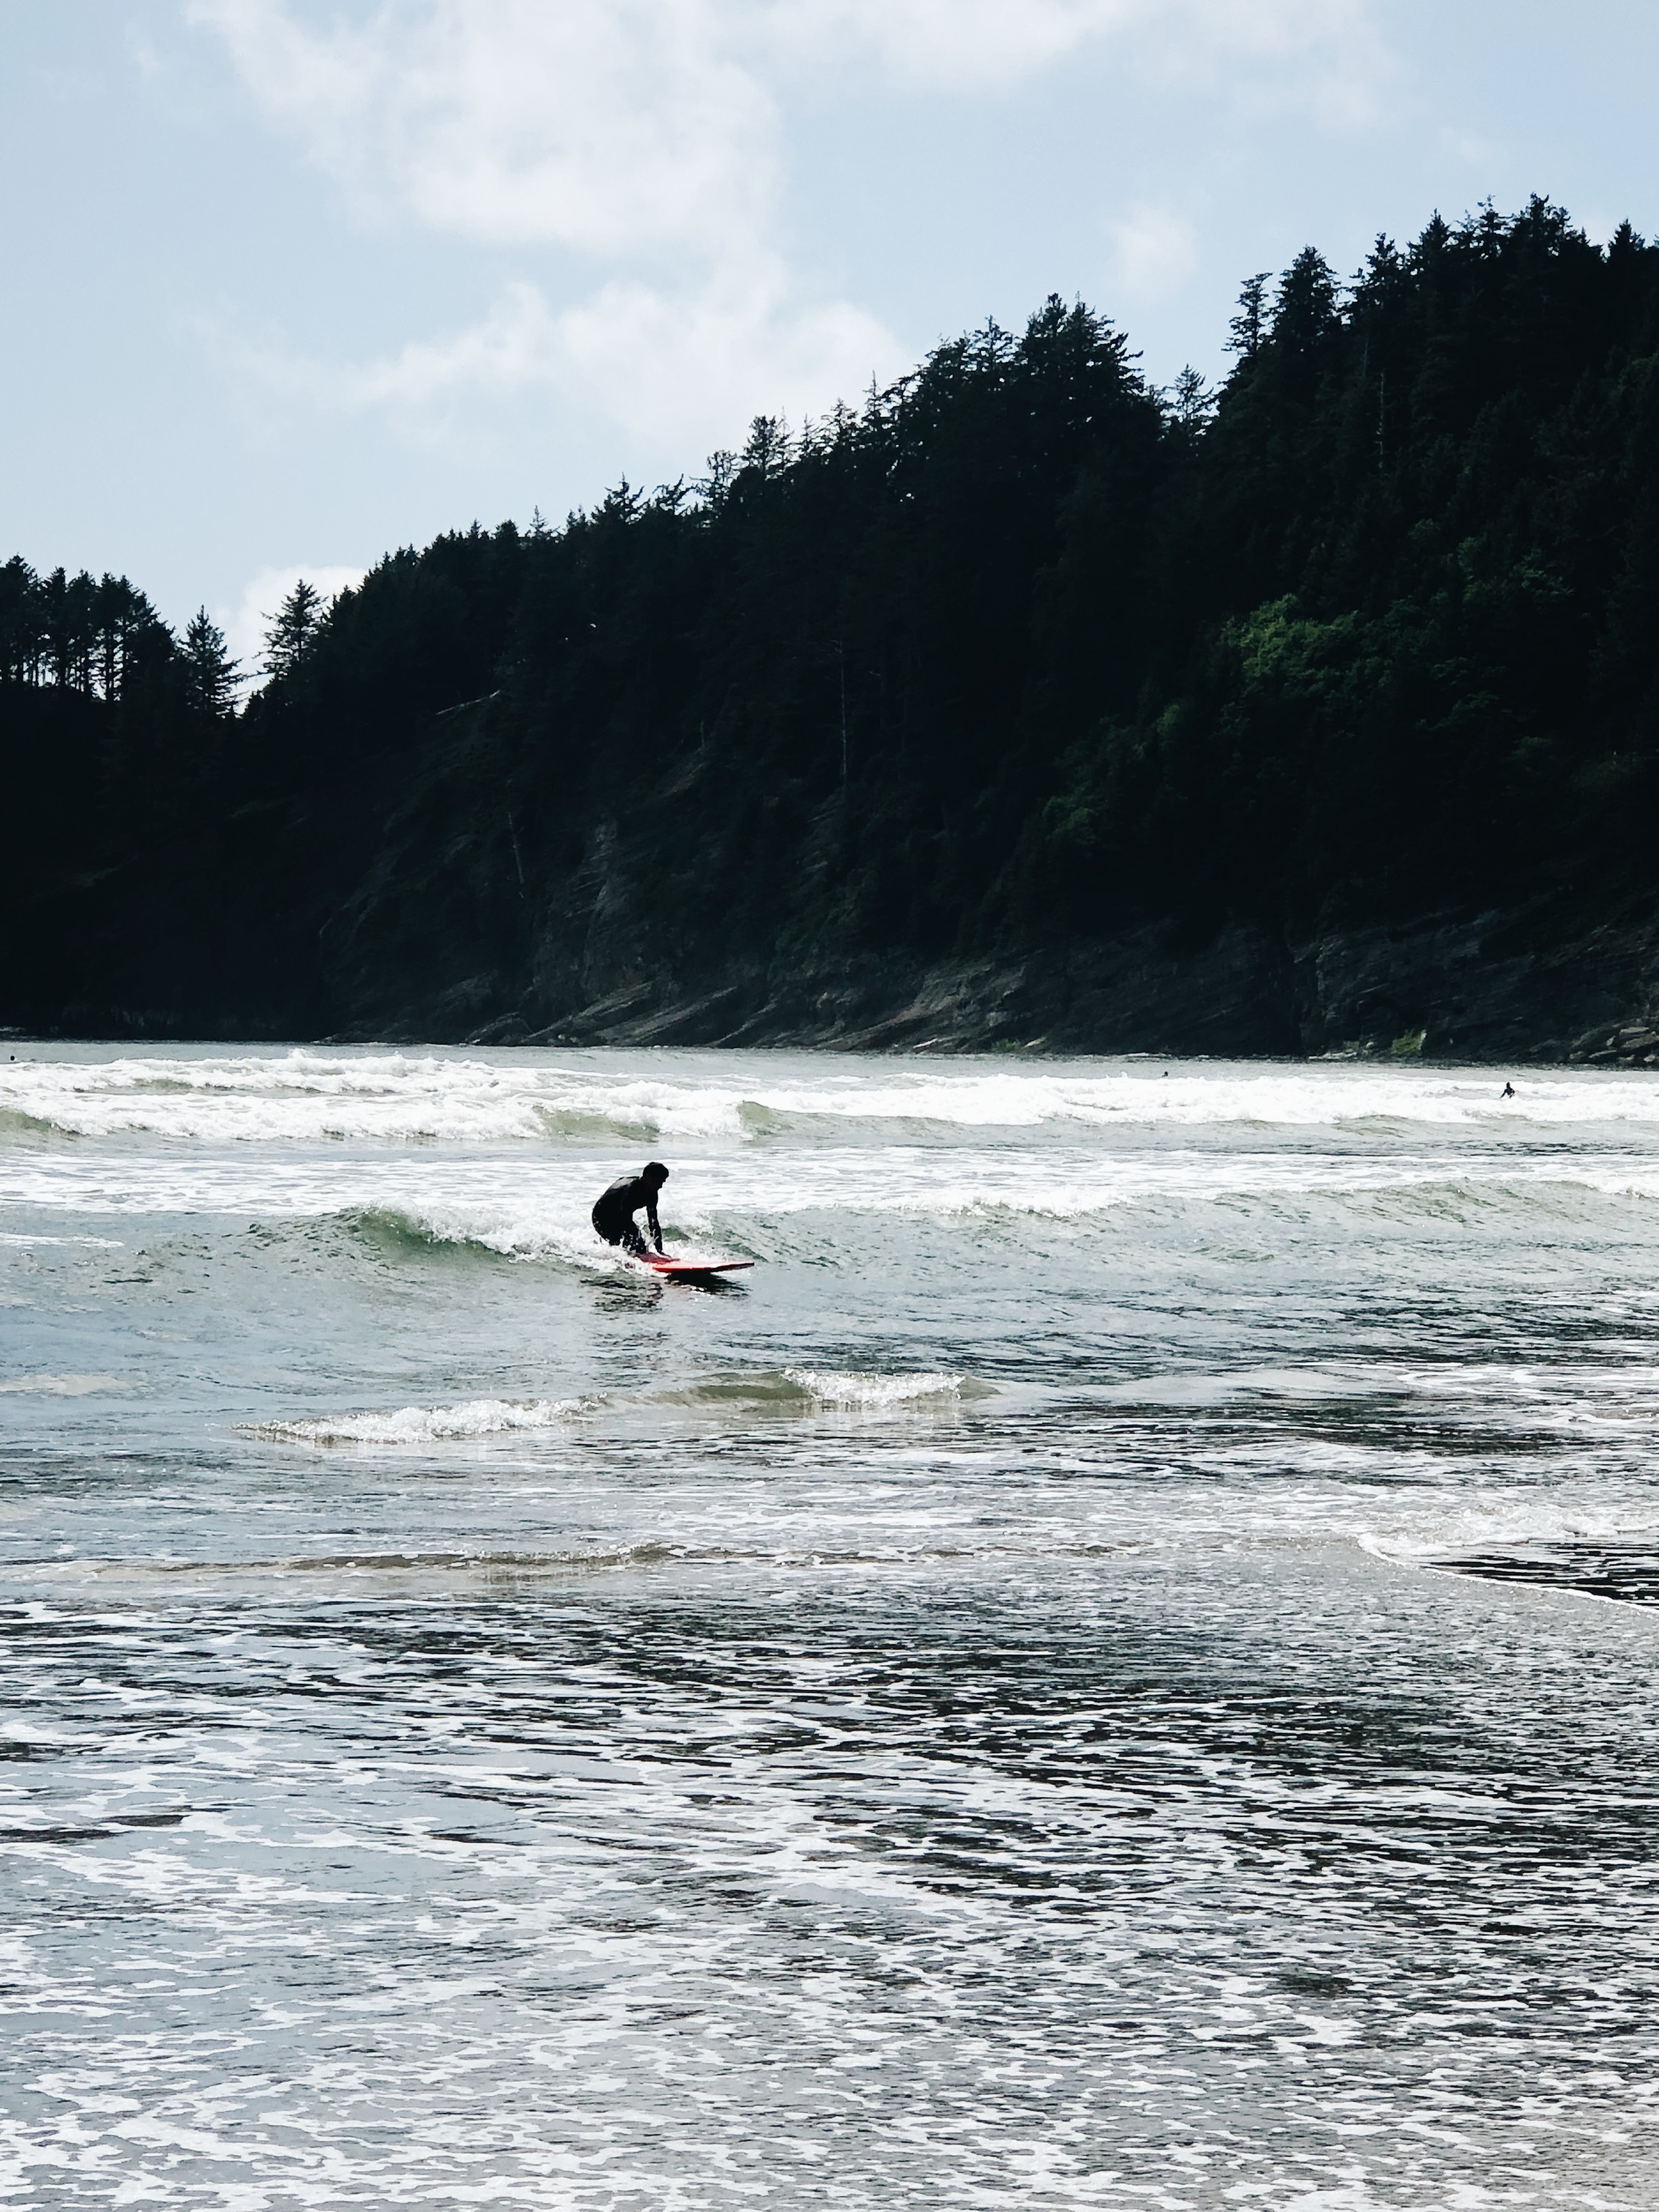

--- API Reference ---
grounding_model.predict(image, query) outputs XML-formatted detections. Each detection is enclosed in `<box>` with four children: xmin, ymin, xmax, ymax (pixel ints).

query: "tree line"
<box><xmin>7</xmin><ymin>196</ymin><xmax>1659</xmax><ymax>1037</ymax></box>
<box><xmin>0</xmin><ymin>558</ymin><xmax>244</xmax><ymax>713</ymax></box>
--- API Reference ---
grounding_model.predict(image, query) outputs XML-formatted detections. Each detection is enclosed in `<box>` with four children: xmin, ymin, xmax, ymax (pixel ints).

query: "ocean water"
<box><xmin>5</xmin><ymin>1044</ymin><xmax>1659</xmax><ymax>2209</ymax></box>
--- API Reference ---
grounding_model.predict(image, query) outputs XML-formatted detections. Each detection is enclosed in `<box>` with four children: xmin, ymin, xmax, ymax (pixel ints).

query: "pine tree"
<box><xmin>1167</xmin><ymin>365</ymin><xmax>1214</xmax><ymax>429</ymax></box>
<box><xmin>0</xmin><ymin>556</ymin><xmax>40</xmax><ymax>685</ymax></box>
<box><xmin>1272</xmin><ymin>247</ymin><xmax>1340</xmax><ymax>351</ymax></box>
<box><xmin>182</xmin><ymin>607</ymin><xmax>238</xmax><ymax>716</ymax></box>
<box><xmin>262</xmin><ymin>579</ymin><xmax>327</xmax><ymax>685</ymax></box>
<box><xmin>1226</xmin><ymin>273</ymin><xmax>1272</xmax><ymax>360</ymax></box>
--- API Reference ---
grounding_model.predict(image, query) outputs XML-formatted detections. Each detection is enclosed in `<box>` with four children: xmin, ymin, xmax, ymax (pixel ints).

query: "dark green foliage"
<box><xmin>182</xmin><ymin>608</ymin><xmax>238</xmax><ymax>718</ymax></box>
<box><xmin>9</xmin><ymin>200</ymin><xmax>1659</xmax><ymax>1037</ymax></box>
<box><xmin>261</xmin><ymin>578</ymin><xmax>328</xmax><ymax>687</ymax></box>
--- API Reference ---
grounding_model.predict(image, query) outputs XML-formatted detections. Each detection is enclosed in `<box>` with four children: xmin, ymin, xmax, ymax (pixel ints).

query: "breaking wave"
<box><xmin>782</xmin><ymin>1366</ymin><xmax>969</xmax><ymax>1407</ymax></box>
<box><xmin>347</xmin><ymin>1204</ymin><xmax>754</xmax><ymax>1277</ymax></box>
<box><xmin>9</xmin><ymin>1046</ymin><xmax>1659</xmax><ymax>1151</ymax></box>
<box><xmin>349</xmin><ymin>1202</ymin><xmax>613</xmax><ymax>1268</ymax></box>
<box><xmin>0</xmin><ymin>1105</ymin><xmax>68</xmax><ymax>1141</ymax></box>
<box><xmin>244</xmin><ymin>1396</ymin><xmax>594</xmax><ymax>1447</ymax></box>
<box><xmin>242</xmin><ymin>1370</ymin><xmax>966</xmax><ymax>1446</ymax></box>
<box><xmin>656</xmin><ymin>1367</ymin><xmax>982</xmax><ymax>1412</ymax></box>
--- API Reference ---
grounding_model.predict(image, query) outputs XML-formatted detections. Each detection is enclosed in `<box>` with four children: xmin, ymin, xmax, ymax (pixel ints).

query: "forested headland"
<box><xmin>9</xmin><ymin>196</ymin><xmax>1659</xmax><ymax>1059</ymax></box>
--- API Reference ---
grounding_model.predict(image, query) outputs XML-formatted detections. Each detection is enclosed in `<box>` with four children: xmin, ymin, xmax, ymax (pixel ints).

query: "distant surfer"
<box><xmin>592</xmin><ymin>1161</ymin><xmax>669</xmax><ymax>1256</ymax></box>
<box><xmin>1501</xmin><ymin>1081</ymin><xmax>1515</xmax><ymax>1099</ymax></box>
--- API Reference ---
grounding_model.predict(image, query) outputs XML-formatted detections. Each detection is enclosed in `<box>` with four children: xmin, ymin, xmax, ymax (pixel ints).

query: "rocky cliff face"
<box><xmin>17</xmin><ymin>699</ymin><xmax>1658</xmax><ymax>1062</ymax></box>
<box><xmin>311</xmin><ymin>798</ymin><xmax>1659</xmax><ymax>1064</ymax></box>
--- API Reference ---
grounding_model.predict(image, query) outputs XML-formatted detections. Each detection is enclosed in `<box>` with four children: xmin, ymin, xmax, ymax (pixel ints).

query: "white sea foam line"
<box><xmin>240</xmin><ymin>1400</ymin><xmax>588</xmax><ymax>1448</ymax></box>
<box><xmin>1359</xmin><ymin>1492</ymin><xmax>1659</xmax><ymax>1561</ymax></box>
<box><xmin>7</xmin><ymin>1143</ymin><xmax>1659</xmax><ymax>1227</ymax></box>
<box><xmin>0</xmin><ymin>1374</ymin><xmax>126</xmax><ymax>1396</ymax></box>
<box><xmin>7</xmin><ymin>1046</ymin><xmax>1659</xmax><ymax>1145</ymax></box>
<box><xmin>0</xmin><ymin>1232</ymin><xmax>123</xmax><ymax>1247</ymax></box>
<box><xmin>243</xmin><ymin>1396</ymin><xmax>591</xmax><ymax>1447</ymax></box>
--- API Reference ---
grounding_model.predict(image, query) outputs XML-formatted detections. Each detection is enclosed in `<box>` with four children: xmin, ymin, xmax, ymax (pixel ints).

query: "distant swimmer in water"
<box><xmin>592</xmin><ymin>1161</ymin><xmax>669</xmax><ymax>1256</ymax></box>
<box><xmin>1501</xmin><ymin>1081</ymin><xmax>1516</xmax><ymax>1099</ymax></box>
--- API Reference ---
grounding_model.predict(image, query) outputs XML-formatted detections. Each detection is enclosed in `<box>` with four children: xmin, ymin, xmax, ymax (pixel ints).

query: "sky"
<box><xmin>3</xmin><ymin>0</ymin><xmax>1658</xmax><ymax>671</ymax></box>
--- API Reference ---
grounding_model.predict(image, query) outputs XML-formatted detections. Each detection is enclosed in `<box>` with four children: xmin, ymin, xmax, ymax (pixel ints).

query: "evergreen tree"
<box><xmin>0</xmin><ymin>556</ymin><xmax>40</xmax><ymax>684</ymax></box>
<box><xmin>1166</xmin><ymin>365</ymin><xmax>1214</xmax><ymax>429</ymax></box>
<box><xmin>182</xmin><ymin>607</ymin><xmax>238</xmax><ymax>716</ymax></box>
<box><xmin>1226</xmin><ymin>273</ymin><xmax>1272</xmax><ymax>359</ymax></box>
<box><xmin>262</xmin><ymin>579</ymin><xmax>327</xmax><ymax>685</ymax></box>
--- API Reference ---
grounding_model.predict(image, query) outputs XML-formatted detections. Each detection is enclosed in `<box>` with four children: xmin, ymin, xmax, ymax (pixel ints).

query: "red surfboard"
<box><xmin>639</xmin><ymin>1251</ymin><xmax>755</xmax><ymax>1280</ymax></box>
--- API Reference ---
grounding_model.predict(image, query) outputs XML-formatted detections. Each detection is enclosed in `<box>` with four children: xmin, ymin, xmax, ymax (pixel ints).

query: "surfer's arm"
<box><xmin>646</xmin><ymin>1193</ymin><xmax>663</xmax><ymax>1252</ymax></box>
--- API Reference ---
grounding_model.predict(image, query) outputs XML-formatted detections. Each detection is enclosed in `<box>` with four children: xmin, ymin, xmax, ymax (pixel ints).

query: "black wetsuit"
<box><xmin>591</xmin><ymin>1173</ymin><xmax>663</xmax><ymax>1256</ymax></box>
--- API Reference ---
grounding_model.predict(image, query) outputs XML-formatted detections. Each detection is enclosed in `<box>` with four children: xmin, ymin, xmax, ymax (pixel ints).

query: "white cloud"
<box><xmin>190</xmin><ymin>0</ymin><xmax>1391</xmax><ymax>251</ymax></box>
<box><xmin>325</xmin><ymin>283</ymin><xmax>563</xmax><ymax>415</ymax></box>
<box><xmin>188</xmin><ymin>0</ymin><xmax>780</xmax><ymax>254</ymax></box>
<box><xmin>1106</xmin><ymin>201</ymin><xmax>1200</xmax><ymax>304</ymax></box>
<box><xmin>551</xmin><ymin>262</ymin><xmax>901</xmax><ymax>441</ymax></box>
<box><xmin>212</xmin><ymin>264</ymin><xmax>902</xmax><ymax>457</ymax></box>
<box><xmin>762</xmin><ymin>0</ymin><xmax>1389</xmax><ymax>120</ymax></box>
<box><xmin>216</xmin><ymin>563</ymin><xmax>368</xmax><ymax>682</ymax></box>
<box><xmin>189</xmin><ymin>0</ymin><xmax>902</xmax><ymax>447</ymax></box>
<box><xmin>187</xmin><ymin>0</ymin><xmax>1390</xmax><ymax>454</ymax></box>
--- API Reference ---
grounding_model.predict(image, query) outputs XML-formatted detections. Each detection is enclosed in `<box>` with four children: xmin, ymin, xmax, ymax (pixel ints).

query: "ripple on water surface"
<box><xmin>5</xmin><ymin>1046</ymin><xmax>1659</xmax><ymax>2207</ymax></box>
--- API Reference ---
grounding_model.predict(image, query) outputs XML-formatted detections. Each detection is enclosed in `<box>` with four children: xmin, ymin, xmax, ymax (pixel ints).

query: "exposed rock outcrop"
<box><xmin>310</xmin><ymin>808</ymin><xmax>1659</xmax><ymax>1063</ymax></box>
<box><xmin>21</xmin><ymin>704</ymin><xmax>1659</xmax><ymax>1062</ymax></box>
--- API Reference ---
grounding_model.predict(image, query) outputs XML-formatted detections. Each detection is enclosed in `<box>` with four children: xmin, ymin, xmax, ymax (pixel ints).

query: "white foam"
<box><xmin>1362</xmin><ymin>1493</ymin><xmax>1659</xmax><ymax>1563</ymax></box>
<box><xmin>6</xmin><ymin>1046</ymin><xmax>1659</xmax><ymax>1150</ymax></box>
<box><xmin>373</xmin><ymin>1200</ymin><xmax>629</xmax><ymax>1269</ymax></box>
<box><xmin>783</xmin><ymin>1367</ymin><xmax>964</xmax><ymax>1408</ymax></box>
<box><xmin>244</xmin><ymin>1396</ymin><xmax>590</xmax><ymax>1447</ymax></box>
<box><xmin>7</xmin><ymin>1139</ymin><xmax>1659</xmax><ymax>1252</ymax></box>
<box><xmin>0</xmin><ymin>1232</ymin><xmax>123</xmax><ymax>1248</ymax></box>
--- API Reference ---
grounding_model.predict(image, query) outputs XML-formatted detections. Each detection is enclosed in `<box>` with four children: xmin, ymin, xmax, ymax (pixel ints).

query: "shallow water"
<box><xmin>4</xmin><ymin>1044</ymin><xmax>1659</xmax><ymax>2208</ymax></box>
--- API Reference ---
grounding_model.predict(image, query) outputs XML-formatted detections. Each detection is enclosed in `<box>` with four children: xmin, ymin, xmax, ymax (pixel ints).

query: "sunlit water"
<box><xmin>5</xmin><ymin>1044</ymin><xmax>1659</xmax><ymax>2209</ymax></box>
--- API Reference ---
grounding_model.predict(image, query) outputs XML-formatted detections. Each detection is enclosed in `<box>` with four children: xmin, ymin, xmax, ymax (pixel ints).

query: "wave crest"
<box><xmin>783</xmin><ymin>1367</ymin><xmax>968</xmax><ymax>1408</ymax></box>
<box><xmin>349</xmin><ymin>1204</ymin><xmax>623</xmax><ymax>1271</ymax></box>
<box><xmin>16</xmin><ymin>1048</ymin><xmax>1659</xmax><ymax>1151</ymax></box>
<box><xmin>243</xmin><ymin>1396</ymin><xmax>592</xmax><ymax>1447</ymax></box>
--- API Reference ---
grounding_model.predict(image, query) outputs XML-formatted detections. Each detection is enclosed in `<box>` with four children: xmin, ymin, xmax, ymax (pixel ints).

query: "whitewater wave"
<box><xmin>1363</xmin><ymin>1494</ymin><xmax>1659</xmax><ymax>1566</ymax></box>
<box><xmin>783</xmin><ymin>1366</ymin><xmax>967</xmax><ymax>1408</ymax></box>
<box><xmin>9</xmin><ymin>1046</ymin><xmax>1659</xmax><ymax>1150</ymax></box>
<box><xmin>10</xmin><ymin>1138</ymin><xmax>1659</xmax><ymax>1264</ymax></box>
<box><xmin>244</xmin><ymin>1396</ymin><xmax>594</xmax><ymax>1447</ymax></box>
<box><xmin>0</xmin><ymin>1104</ymin><xmax>69</xmax><ymax>1141</ymax></box>
<box><xmin>349</xmin><ymin>1202</ymin><xmax>620</xmax><ymax>1269</ymax></box>
<box><xmin>370</xmin><ymin>1169</ymin><xmax>1659</xmax><ymax>1261</ymax></box>
<box><xmin>244</xmin><ymin>1370</ymin><xmax>969</xmax><ymax>1447</ymax></box>
<box><xmin>348</xmin><ymin>1204</ymin><xmax>756</xmax><ymax>1279</ymax></box>
<box><xmin>647</xmin><ymin>1367</ymin><xmax>984</xmax><ymax>1413</ymax></box>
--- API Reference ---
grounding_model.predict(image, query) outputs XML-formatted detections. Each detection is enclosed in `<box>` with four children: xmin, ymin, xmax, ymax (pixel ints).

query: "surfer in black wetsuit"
<box><xmin>1501</xmin><ymin>1081</ymin><xmax>1516</xmax><ymax>1099</ymax></box>
<box><xmin>591</xmin><ymin>1162</ymin><xmax>669</xmax><ymax>1255</ymax></box>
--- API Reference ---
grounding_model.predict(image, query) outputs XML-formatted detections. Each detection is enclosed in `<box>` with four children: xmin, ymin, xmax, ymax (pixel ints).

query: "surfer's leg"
<box><xmin>620</xmin><ymin>1223</ymin><xmax>647</xmax><ymax>1256</ymax></box>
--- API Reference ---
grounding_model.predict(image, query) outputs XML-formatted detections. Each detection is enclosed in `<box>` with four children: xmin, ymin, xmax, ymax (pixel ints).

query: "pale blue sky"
<box><xmin>4</xmin><ymin>1</ymin><xmax>1657</xmax><ymax>665</ymax></box>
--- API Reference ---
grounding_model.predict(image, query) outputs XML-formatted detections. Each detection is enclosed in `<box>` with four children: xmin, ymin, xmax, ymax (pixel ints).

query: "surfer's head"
<box><xmin>642</xmin><ymin>1161</ymin><xmax>669</xmax><ymax>1187</ymax></box>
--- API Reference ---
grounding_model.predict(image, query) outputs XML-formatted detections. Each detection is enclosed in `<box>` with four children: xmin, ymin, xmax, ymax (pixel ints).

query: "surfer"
<box><xmin>591</xmin><ymin>1161</ymin><xmax>669</xmax><ymax>1256</ymax></box>
<box><xmin>1501</xmin><ymin>1081</ymin><xmax>1515</xmax><ymax>1099</ymax></box>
